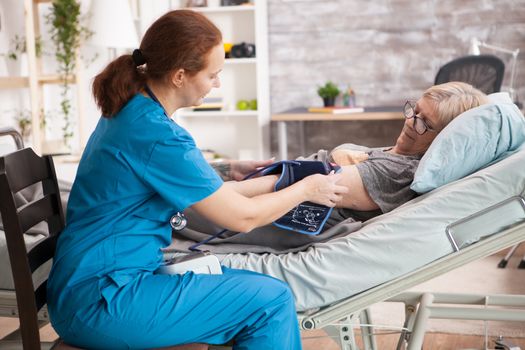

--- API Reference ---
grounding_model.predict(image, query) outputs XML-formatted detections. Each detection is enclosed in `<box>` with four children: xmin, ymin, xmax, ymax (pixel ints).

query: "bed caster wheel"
<box><xmin>494</xmin><ymin>335</ymin><xmax>521</xmax><ymax>350</ymax></box>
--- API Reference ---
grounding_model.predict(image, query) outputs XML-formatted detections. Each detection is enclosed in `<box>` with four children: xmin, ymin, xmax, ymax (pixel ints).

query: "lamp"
<box><xmin>87</xmin><ymin>0</ymin><xmax>139</xmax><ymax>57</ymax></box>
<box><xmin>469</xmin><ymin>37</ymin><xmax>520</xmax><ymax>106</ymax></box>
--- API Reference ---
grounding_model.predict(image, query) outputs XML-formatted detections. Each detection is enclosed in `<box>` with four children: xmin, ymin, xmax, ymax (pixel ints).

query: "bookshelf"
<box><xmin>138</xmin><ymin>1</ymin><xmax>270</xmax><ymax>159</ymax></box>
<box><xmin>0</xmin><ymin>0</ymin><xmax>86</xmax><ymax>155</ymax></box>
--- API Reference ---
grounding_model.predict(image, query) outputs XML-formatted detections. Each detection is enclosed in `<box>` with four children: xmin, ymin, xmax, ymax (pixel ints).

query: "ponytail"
<box><xmin>92</xmin><ymin>10</ymin><xmax>222</xmax><ymax>118</ymax></box>
<box><xmin>92</xmin><ymin>54</ymin><xmax>145</xmax><ymax>118</ymax></box>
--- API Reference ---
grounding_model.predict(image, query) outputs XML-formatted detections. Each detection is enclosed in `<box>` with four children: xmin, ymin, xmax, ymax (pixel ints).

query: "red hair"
<box><xmin>92</xmin><ymin>10</ymin><xmax>222</xmax><ymax>117</ymax></box>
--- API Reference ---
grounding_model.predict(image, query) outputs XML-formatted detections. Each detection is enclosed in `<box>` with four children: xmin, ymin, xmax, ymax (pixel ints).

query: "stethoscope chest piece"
<box><xmin>170</xmin><ymin>213</ymin><xmax>187</xmax><ymax>231</ymax></box>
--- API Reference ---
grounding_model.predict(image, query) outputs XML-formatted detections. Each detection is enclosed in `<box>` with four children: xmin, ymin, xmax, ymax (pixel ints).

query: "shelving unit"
<box><xmin>138</xmin><ymin>1</ymin><xmax>269</xmax><ymax>159</ymax></box>
<box><xmin>0</xmin><ymin>0</ymin><xmax>86</xmax><ymax>155</ymax></box>
<box><xmin>190</xmin><ymin>4</ymin><xmax>255</xmax><ymax>13</ymax></box>
<box><xmin>177</xmin><ymin>110</ymin><xmax>259</xmax><ymax>118</ymax></box>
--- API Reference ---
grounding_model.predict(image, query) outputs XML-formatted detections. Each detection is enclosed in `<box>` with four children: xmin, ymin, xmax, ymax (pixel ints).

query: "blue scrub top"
<box><xmin>47</xmin><ymin>94</ymin><xmax>223</xmax><ymax>323</ymax></box>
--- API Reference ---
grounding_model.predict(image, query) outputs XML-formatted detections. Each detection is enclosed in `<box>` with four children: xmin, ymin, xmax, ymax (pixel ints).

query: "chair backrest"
<box><xmin>0</xmin><ymin>148</ymin><xmax>65</xmax><ymax>350</ymax></box>
<box><xmin>434</xmin><ymin>54</ymin><xmax>505</xmax><ymax>94</ymax></box>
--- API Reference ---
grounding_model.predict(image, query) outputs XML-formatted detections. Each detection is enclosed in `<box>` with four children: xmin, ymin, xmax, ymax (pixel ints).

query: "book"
<box><xmin>192</xmin><ymin>97</ymin><xmax>223</xmax><ymax>111</ymax></box>
<box><xmin>308</xmin><ymin>106</ymin><xmax>365</xmax><ymax>114</ymax></box>
<box><xmin>192</xmin><ymin>103</ymin><xmax>223</xmax><ymax>111</ymax></box>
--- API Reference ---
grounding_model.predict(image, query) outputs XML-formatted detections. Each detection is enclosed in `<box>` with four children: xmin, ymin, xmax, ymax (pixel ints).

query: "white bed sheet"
<box><xmin>219</xmin><ymin>148</ymin><xmax>525</xmax><ymax>311</ymax></box>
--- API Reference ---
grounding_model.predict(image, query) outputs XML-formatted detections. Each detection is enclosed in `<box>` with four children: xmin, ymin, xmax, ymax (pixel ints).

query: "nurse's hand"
<box><xmin>301</xmin><ymin>172</ymin><xmax>348</xmax><ymax>207</ymax></box>
<box><xmin>230</xmin><ymin>158</ymin><xmax>275</xmax><ymax>181</ymax></box>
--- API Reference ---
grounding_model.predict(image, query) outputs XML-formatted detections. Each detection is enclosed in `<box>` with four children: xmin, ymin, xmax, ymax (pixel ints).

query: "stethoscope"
<box><xmin>170</xmin><ymin>213</ymin><xmax>187</xmax><ymax>231</ymax></box>
<box><xmin>144</xmin><ymin>86</ymin><xmax>231</xmax><ymax>247</ymax></box>
<box><xmin>144</xmin><ymin>85</ymin><xmax>188</xmax><ymax>232</ymax></box>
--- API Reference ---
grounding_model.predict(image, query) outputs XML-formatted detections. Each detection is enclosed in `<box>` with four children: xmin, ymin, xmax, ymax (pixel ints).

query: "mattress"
<box><xmin>218</xmin><ymin>148</ymin><xmax>525</xmax><ymax>311</ymax></box>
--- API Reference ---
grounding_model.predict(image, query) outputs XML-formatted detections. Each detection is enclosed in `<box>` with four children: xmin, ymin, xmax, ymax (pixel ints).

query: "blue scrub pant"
<box><xmin>53</xmin><ymin>267</ymin><xmax>302</xmax><ymax>349</ymax></box>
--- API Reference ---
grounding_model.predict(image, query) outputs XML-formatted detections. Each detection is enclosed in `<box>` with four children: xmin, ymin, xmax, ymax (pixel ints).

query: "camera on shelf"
<box><xmin>230</xmin><ymin>42</ymin><xmax>256</xmax><ymax>58</ymax></box>
<box><xmin>221</xmin><ymin>0</ymin><xmax>251</xmax><ymax>5</ymax></box>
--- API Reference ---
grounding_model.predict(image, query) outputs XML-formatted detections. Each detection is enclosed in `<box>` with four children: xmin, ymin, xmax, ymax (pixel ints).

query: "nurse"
<box><xmin>47</xmin><ymin>9</ymin><xmax>347</xmax><ymax>350</ymax></box>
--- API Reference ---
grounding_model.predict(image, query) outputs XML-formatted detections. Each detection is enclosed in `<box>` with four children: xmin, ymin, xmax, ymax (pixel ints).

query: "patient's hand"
<box><xmin>331</xmin><ymin>149</ymin><xmax>369</xmax><ymax>166</ymax></box>
<box><xmin>230</xmin><ymin>158</ymin><xmax>275</xmax><ymax>181</ymax></box>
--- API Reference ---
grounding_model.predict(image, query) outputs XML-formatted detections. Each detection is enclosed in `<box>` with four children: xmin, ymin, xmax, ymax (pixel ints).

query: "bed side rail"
<box><xmin>446</xmin><ymin>196</ymin><xmax>525</xmax><ymax>251</ymax></box>
<box><xmin>299</xmin><ymin>196</ymin><xmax>525</xmax><ymax>330</ymax></box>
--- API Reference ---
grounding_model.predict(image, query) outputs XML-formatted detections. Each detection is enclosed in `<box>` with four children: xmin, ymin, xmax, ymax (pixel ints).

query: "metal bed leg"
<box><xmin>519</xmin><ymin>251</ymin><xmax>525</xmax><ymax>269</ymax></box>
<box><xmin>339</xmin><ymin>317</ymin><xmax>359</xmax><ymax>350</ymax></box>
<box><xmin>407</xmin><ymin>293</ymin><xmax>434</xmax><ymax>350</ymax></box>
<box><xmin>359</xmin><ymin>309</ymin><xmax>377</xmax><ymax>350</ymax></box>
<box><xmin>396</xmin><ymin>302</ymin><xmax>417</xmax><ymax>350</ymax></box>
<box><xmin>324</xmin><ymin>316</ymin><xmax>360</xmax><ymax>350</ymax></box>
<box><xmin>498</xmin><ymin>243</ymin><xmax>520</xmax><ymax>268</ymax></box>
<box><xmin>495</xmin><ymin>335</ymin><xmax>522</xmax><ymax>350</ymax></box>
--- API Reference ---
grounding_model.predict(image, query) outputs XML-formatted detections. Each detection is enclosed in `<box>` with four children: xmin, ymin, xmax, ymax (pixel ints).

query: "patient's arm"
<box><xmin>336</xmin><ymin>165</ymin><xmax>379</xmax><ymax>211</ymax></box>
<box><xmin>226</xmin><ymin>165</ymin><xmax>379</xmax><ymax>211</ymax></box>
<box><xmin>331</xmin><ymin>149</ymin><xmax>369</xmax><ymax>166</ymax></box>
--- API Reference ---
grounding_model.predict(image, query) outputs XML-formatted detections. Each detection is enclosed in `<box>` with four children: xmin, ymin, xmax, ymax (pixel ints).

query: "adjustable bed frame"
<box><xmin>298</xmin><ymin>202</ymin><xmax>525</xmax><ymax>349</ymax></box>
<box><xmin>1</xmin><ymin>127</ymin><xmax>525</xmax><ymax>350</ymax></box>
<box><xmin>1</xmin><ymin>201</ymin><xmax>523</xmax><ymax>349</ymax></box>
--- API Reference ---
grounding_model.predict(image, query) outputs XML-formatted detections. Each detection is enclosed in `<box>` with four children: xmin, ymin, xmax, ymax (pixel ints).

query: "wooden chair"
<box><xmin>0</xmin><ymin>147</ymin><xmax>71</xmax><ymax>350</ymax></box>
<box><xmin>0</xmin><ymin>146</ymin><xmax>208</xmax><ymax>350</ymax></box>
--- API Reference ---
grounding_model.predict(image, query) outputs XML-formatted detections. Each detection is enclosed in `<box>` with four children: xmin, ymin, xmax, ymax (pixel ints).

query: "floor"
<box><xmin>1</xmin><ymin>318</ymin><xmax>525</xmax><ymax>350</ymax></box>
<box><xmin>302</xmin><ymin>329</ymin><xmax>525</xmax><ymax>349</ymax></box>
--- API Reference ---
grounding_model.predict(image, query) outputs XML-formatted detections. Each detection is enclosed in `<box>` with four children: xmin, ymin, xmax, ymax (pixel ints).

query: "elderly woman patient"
<box><xmin>330</xmin><ymin>81</ymin><xmax>488</xmax><ymax>221</ymax></box>
<box><xmin>174</xmin><ymin>81</ymin><xmax>488</xmax><ymax>252</ymax></box>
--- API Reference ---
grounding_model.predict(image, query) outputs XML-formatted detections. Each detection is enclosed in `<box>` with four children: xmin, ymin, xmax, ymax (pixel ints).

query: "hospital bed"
<box><xmin>215</xmin><ymin>144</ymin><xmax>525</xmax><ymax>348</ymax></box>
<box><xmin>1</xmin><ymin>129</ymin><xmax>525</xmax><ymax>349</ymax></box>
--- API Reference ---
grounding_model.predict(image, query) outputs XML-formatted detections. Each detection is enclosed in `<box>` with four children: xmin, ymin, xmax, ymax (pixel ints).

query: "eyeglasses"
<box><xmin>403</xmin><ymin>100</ymin><xmax>436</xmax><ymax>135</ymax></box>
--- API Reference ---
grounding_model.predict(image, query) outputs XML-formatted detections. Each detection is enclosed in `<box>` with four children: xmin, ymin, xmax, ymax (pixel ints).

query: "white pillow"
<box><xmin>411</xmin><ymin>93</ymin><xmax>525</xmax><ymax>193</ymax></box>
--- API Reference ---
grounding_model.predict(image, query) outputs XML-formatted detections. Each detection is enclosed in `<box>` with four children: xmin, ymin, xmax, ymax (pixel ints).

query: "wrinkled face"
<box><xmin>394</xmin><ymin>97</ymin><xmax>443</xmax><ymax>156</ymax></box>
<box><xmin>182</xmin><ymin>44</ymin><xmax>224</xmax><ymax>107</ymax></box>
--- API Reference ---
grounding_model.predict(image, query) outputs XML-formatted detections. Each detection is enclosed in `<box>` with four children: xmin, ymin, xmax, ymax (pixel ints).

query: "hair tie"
<box><xmin>132</xmin><ymin>49</ymin><xmax>146</xmax><ymax>67</ymax></box>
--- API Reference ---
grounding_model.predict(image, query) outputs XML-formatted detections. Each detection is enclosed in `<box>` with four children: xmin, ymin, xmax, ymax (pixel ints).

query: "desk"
<box><xmin>272</xmin><ymin>106</ymin><xmax>403</xmax><ymax>159</ymax></box>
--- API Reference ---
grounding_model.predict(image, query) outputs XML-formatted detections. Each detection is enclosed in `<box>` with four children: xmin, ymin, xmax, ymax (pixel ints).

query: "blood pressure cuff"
<box><xmin>245</xmin><ymin>160</ymin><xmax>341</xmax><ymax>235</ymax></box>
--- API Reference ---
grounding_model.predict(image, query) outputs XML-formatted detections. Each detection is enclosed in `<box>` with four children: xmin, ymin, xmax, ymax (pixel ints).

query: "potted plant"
<box><xmin>317</xmin><ymin>81</ymin><xmax>340</xmax><ymax>107</ymax></box>
<box><xmin>2</xmin><ymin>35</ymin><xmax>43</xmax><ymax>76</ymax></box>
<box><xmin>12</xmin><ymin>108</ymin><xmax>47</xmax><ymax>144</ymax></box>
<box><xmin>13</xmin><ymin>109</ymin><xmax>32</xmax><ymax>142</ymax></box>
<box><xmin>46</xmin><ymin>0</ymin><xmax>91</xmax><ymax>148</ymax></box>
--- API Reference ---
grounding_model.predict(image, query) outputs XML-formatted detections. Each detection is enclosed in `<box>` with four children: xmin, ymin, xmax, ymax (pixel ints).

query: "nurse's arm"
<box><xmin>224</xmin><ymin>175</ymin><xmax>278</xmax><ymax>197</ymax></box>
<box><xmin>223</xmin><ymin>166</ymin><xmax>378</xmax><ymax>210</ymax></box>
<box><xmin>334</xmin><ymin>165</ymin><xmax>379</xmax><ymax>211</ymax></box>
<box><xmin>191</xmin><ymin>173</ymin><xmax>347</xmax><ymax>233</ymax></box>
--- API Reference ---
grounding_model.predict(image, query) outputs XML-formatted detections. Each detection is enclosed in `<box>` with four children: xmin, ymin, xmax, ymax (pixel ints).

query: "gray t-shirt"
<box><xmin>355</xmin><ymin>149</ymin><xmax>421</xmax><ymax>213</ymax></box>
<box><xmin>328</xmin><ymin>144</ymin><xmax>421</xmax><ymax>221</ymax></box>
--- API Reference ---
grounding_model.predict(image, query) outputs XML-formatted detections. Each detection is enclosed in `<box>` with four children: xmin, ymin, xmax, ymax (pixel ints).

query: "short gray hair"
<box><xmin>423</xmin><ymin>82</ymin><xmax>489</xmax><ymax>127</ymax></box>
